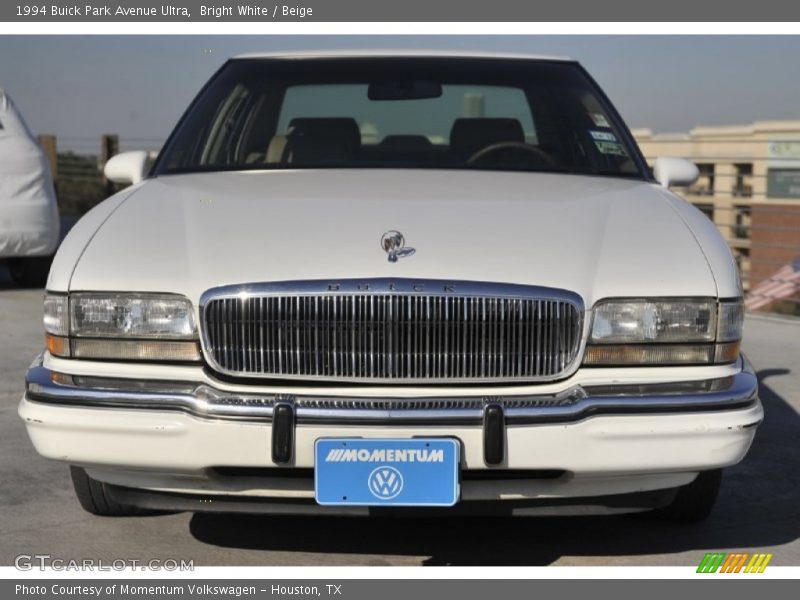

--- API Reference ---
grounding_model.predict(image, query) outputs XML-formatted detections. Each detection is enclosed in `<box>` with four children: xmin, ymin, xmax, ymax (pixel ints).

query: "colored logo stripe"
<box><xmin>745</xmin><ymin>553</ymin><xmax>773</xmax><ymax>573</ymax></box>
<box><xmin>697</xmin><ymin>553</ymin><xmax>726</xmax><ymax>573</ymax></box>
<box><xmin>720</xmin><ymin>553</ymin><xmax>749</xmax><ymax>573</ymax></box>
<box><xmin>697</xmin><ymin>552</ymin><xmax>773</xmax><ymax>573</ymax></box>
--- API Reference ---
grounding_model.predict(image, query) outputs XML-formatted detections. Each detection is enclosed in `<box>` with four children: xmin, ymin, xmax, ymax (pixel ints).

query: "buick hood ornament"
<box><xmin>380</xmin><ymin>230</ymin><xmax>416</xmax><ymax>263</ymax></box>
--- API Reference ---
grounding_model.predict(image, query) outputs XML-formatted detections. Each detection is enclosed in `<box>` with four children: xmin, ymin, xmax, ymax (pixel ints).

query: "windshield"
<box><xmin>155</xmin><ymin>57</ymin><xmax>646</xmax><ymax>179</ymax></box>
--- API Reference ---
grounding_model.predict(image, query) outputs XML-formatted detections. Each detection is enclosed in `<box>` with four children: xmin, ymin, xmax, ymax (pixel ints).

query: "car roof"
<box><xmin>232</xmin><ymin>49</ymin><xmax>574</xmax><ymax>62</ymax></box>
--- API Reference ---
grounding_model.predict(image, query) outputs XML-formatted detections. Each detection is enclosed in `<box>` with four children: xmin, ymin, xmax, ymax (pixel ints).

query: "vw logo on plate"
<box><xmin>368</xmin><ymin>466</ymin><xmax>404</xmax><ymax>500</ymax></box>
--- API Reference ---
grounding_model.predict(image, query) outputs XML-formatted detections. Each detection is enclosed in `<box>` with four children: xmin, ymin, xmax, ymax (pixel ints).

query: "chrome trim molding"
<box><xmin>198</xmin><ymin>278</ymin><xmax>585</xmax><ymax>384</ymax></box>
<box><xmin>24</xmin><ymin>356</ymin><xmax>759</xmax><ymax>426</ymax></box>
<box><xmin>199</xmin><ymin>279</ymin><xmax>586</xmax><ymax>302</ymax></box>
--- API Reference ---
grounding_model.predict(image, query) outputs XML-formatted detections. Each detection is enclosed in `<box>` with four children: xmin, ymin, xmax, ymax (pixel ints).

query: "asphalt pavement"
<box><xmin>1</xmin><ymin>267</ymin><xmax>798</xmax><ymax>566</ymax></box>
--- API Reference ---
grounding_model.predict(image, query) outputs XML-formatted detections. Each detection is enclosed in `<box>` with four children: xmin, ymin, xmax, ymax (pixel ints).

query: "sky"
<box><xmin>2</xmin><ymin>35</ymin><xmax>800</xmax><ymax>152</ymax></box>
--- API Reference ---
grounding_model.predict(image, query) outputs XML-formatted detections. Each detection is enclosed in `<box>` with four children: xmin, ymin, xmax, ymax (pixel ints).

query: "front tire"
<box><xmin>70</xmin><ymin>466</ymin><xmax>146</xmax><ymax>517</ymax></box>
<box><xmin>649</xmin><ymin>469</ymin><xmax>722</xmax><ymax>523</ymax></box>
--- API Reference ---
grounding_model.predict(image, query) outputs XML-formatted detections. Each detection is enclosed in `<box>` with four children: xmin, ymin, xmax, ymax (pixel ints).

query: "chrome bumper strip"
<box><xmin>24</xmin><ymin>355</ymin><xmax>760</xmax><ymax>425</ymax></box>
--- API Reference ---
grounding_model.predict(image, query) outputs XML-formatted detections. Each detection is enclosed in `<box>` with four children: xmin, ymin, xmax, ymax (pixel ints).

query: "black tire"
<box><xmin>649</xmin><ymin>469</ymin><xmax>723</xmax><ymax>523</ymax></box>
<box><xmin>8</xmin><ymin>256</ymin><xmax>52</xmax><ymax>288</ymax></box>
<box><xmin>70</xmin><ymin>466</ymin><xmax>147</xmax><ymax>517</ymax></box>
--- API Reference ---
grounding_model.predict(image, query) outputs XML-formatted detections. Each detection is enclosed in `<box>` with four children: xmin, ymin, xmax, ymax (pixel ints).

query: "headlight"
<box><xmin>717</xmin><ymin>300</ymin><xmax>745</xmax><ymax>342</ymax></box>
<box><xmin>43</xmin><ymin>292</ymin><xmax>200</xmax><ymax>362</ymax></box>
<box><xmin>590</xmin><ymin>299</ymin><xmax>716</xmax><ymax>344</ymax></box>
<box><xmin>584</xmin><ymin>298</ymin><xmax>743</xmax><ymax>366</ymax></box>
<box><xmin>70</xmin><ymin>293</ymin><xmax>195</xmax><ymax>338</ymax></box>
<box><xmin>43</xmin><ymin>294</ymin><xmax>69</xmax><ymax>337</ymax></box>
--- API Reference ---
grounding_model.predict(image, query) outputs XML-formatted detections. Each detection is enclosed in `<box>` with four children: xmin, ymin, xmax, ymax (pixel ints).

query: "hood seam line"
<box><xmin>65</xmin><ymin>184</ymin><xmax>145</xmax><ymax>291</ymax></box>
<box><xmin>654</xmin><ymin>187</ymin><xmax>720</xmax><ymax>297</ymax></box>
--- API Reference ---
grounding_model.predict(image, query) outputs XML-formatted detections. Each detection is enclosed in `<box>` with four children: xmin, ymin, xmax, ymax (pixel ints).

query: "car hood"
<box><xmin>68</xmin><ymin>169</ymin><xmax>717</xmax><ymax>306</ymax></box>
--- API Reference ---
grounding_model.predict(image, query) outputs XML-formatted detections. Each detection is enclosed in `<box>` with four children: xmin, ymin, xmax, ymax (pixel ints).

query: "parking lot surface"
<box><xmin>1</xmin><ymin>270</ymin><xmax>798</xmax><ymax>566</ymax></box>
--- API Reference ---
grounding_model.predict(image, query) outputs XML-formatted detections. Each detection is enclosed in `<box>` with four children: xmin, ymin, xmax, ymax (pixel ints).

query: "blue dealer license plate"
<box><xmin>314</xmin><ymin>438</ymin><xmax>460</xmax><ymax>507</ymax></box>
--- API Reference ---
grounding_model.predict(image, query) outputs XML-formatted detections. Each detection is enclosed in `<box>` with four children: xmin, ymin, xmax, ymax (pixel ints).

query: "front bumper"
<box><xmin>19</xmin><ymin>355</ymin><xmax>762</xmax><ymax>505</ymax></box>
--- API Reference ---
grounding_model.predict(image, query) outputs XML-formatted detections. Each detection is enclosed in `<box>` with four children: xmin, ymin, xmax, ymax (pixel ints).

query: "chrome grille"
<box><xmin>201</xmin><ymin>280</ymin><xmax>583</xmax><ymax>382</ymax></box>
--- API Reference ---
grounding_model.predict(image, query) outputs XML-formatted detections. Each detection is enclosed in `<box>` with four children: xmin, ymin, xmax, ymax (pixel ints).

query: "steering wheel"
<box><xmin>467</xmin><ymin>141</ymin><xmax>556</xmax><ymax>167</ymax></box>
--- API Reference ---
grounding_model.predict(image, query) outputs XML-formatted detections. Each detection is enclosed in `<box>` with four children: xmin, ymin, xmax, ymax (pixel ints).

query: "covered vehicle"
<box><xmin>0</xmin><ymin>88</ymin><xmax>60</xmax><ymax>285</ymax></box>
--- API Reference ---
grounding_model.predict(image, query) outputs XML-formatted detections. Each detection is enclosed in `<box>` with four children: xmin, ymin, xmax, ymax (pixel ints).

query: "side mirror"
<box><xmin>652</xmin><ymin>157</ymin><xmax>699</xmax><ymax>188</ymax></box>
<box><xmin>103</xmin><ymin>151</ymin><xmax>149</xmax><ymax>185</ymax></box>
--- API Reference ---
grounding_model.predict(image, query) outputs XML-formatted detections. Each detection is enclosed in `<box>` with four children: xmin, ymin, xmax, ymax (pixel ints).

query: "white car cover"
<box><xmin>0</xmin><ymin>88</ymin><xmax>59</xmax><ymax>258</ymax></box>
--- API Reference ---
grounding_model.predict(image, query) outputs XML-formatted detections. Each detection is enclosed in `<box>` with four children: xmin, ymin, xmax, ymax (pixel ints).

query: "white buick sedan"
<box><xmin>20</xmin><ymin>51</ymin><xmax>761</xmax><ymax>521</ymax></box>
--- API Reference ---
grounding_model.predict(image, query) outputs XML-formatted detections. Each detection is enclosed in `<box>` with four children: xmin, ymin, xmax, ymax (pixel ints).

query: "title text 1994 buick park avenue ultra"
<box><xmin>20</xmin><ymin>51</ymin><xmax>761</xmax><ymax>521</ymax></box>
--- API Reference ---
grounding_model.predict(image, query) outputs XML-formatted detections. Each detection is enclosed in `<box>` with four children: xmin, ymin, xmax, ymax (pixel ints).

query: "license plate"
<box><xmin>314</xmin><ymin>438</ymin><xmax>460</xmax><ymax>507</ymax></box>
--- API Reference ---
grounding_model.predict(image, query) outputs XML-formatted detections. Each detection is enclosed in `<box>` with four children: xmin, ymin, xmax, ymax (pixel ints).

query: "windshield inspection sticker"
<box><xmin>590</xmin><ymin>130</ymin><xmax>618</xmax><ymax>142</ymax></box>
<box><xmin>589</xmin><ymin>112</ymin><xmax>611</xmax><ymax>128</ymax></box>
<box><xmin>594</xmin><ymin>140</ymin><xmax>629</xmax><ymax>156</ymax></box>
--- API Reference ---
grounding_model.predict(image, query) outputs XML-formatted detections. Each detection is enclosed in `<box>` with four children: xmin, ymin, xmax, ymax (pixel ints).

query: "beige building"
<box><xmin>633</xmin><ymin>121</ymin><xmax>800</xmax><ymax>307</ymax></box>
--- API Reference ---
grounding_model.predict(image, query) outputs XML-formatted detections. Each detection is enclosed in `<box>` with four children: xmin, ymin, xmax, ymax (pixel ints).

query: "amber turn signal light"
<box><xmin>45</xmin><ymin>334</ymin><xmax>70</xmax><ymax>358</ymax></box>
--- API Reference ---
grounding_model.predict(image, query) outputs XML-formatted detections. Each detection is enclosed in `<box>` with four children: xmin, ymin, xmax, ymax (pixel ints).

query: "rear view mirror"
<box><xmin>103</xmin><ymin>151</ymin><xmax>149</xmax><ymax>185</ymax></box>
<box><xmin>653</xmin><ymin>157</ymin><xmax>699</xmax><ymax>188</ymax></box>
<box><xmin>368</xmin><ymin>81</ymin><xmax>442</xmax><ymax>101</ymax></box>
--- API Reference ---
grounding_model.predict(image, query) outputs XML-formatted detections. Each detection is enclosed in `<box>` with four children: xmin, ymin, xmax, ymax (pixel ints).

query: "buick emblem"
<box><xmin>368</xmin><ymin>466</ymin><xmax>404</xmax><ymax>500</ymax></box>
<box><xmin>380</xmin><ymin>230</ymin><xmax>415</xmax><ymax>263</ymax></box>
